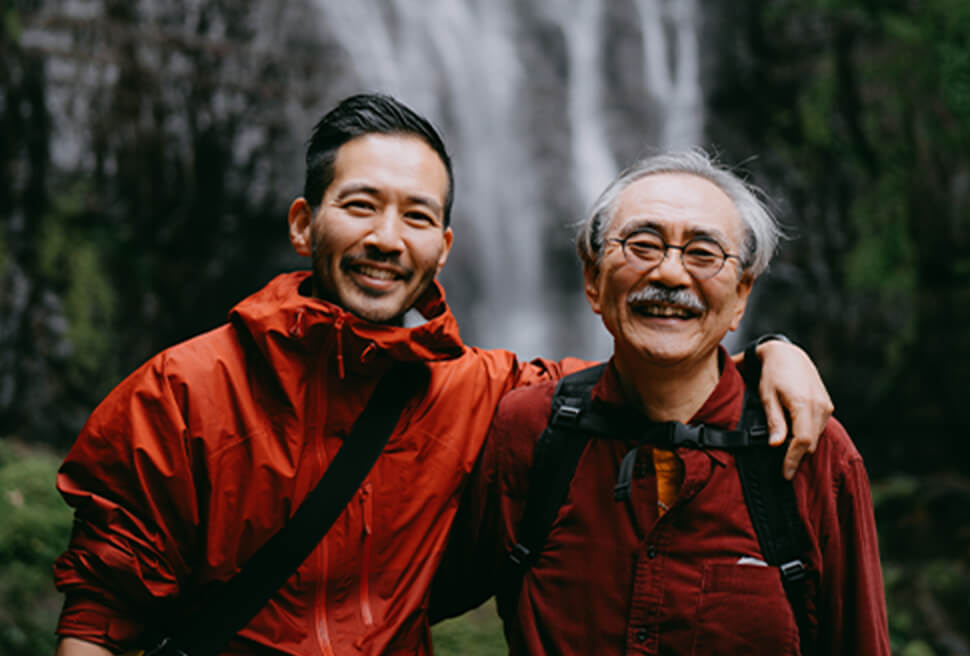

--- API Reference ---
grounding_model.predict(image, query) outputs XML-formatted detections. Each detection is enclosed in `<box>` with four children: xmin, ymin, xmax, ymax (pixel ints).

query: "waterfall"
<box><xmin>309</xmin><ymin>0</ymin><xmax>705</xmax><ymax>360</ymax></box>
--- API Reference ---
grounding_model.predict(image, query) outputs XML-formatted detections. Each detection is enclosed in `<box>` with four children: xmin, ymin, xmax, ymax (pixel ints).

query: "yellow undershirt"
<box><xmin>652</xmin><ymin>448</ymin><xmax>684</xmax><ymax>516</ymax></box>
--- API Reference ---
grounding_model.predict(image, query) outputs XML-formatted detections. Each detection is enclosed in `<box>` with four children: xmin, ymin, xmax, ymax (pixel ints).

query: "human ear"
<box><xmin>288</xmin><ymin>198</ymin><xmax>314</xmax><ymax>256</ymax></box>
<box><xmin>436</xmin><ymin>227</ymin><xmax>454</xmax><ymax>274</ymax></box>
<box><xmin>728</xmin><ymin>274</ymin><xmax>755</xmax><ymax>331</ymax></box>
<box><xmin>583</xmin><ymin>264</ymin><xmax>603</xmax><ymax>315</ymax></box>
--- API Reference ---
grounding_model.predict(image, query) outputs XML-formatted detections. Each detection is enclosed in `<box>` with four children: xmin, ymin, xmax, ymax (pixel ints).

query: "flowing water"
<box><xmin>310</xmin><ymin>0</ymin><xmax>705</xmax><ymax>360</ymax></box>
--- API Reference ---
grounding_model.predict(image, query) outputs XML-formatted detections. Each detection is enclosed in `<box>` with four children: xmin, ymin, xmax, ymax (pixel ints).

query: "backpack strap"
<box><xmin>499</xmin><ymin>364</ymin><xmax>604</xmax><ymax>617</ymax></box>
<box><xmin>735</xmin><ymin>382</ymin><xmax>817</xmax><ymax>654</ymax></box>
<box><xmin>505</xmin><ymin>365</ymin><xmax>605</xmax><ymax>568</ymax></box>
<box><xmin>506</xmin><ymin>361</ymin><xmax>816</xmax><ymax>654</ymax></box>
<box><xmin>145</xmin><ymin>361</ymin><xmax>428</xmax><ymax>656</ymax></box>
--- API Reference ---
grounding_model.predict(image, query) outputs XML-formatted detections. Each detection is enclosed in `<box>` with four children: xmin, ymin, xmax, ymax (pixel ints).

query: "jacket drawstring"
<box><xmin>334</xmin><ymin>316</ymin><xmax>345</xmax><ymax>379</ymax></box>
<box><xmin>290</xmin><ymin>308</ymin><xmax>305</xmax><ymax>338</ymax></box>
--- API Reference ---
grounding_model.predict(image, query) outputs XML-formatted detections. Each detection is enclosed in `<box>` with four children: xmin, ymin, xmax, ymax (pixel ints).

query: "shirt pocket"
<box><xmin>690</xmin><ymin>561</ymin><xmax>800</xmax><ymax>656</ymax></box>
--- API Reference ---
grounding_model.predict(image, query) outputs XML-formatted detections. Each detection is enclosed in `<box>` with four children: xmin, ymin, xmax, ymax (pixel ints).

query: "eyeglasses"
<box><xmin>607</xmin><ymin>229</ymin><xmax>743</xmax><ymax>280</ymax></box>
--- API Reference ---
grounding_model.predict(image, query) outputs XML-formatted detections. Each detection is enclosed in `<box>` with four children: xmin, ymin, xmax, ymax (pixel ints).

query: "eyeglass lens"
<box><xmin>621</xmin><ymin>232</ymin><xmax>727</xmax><ymax>279</ymax></box>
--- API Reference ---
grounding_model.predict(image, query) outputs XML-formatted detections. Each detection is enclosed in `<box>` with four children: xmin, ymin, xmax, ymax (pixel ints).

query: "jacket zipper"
<box><xmin>313</xmin><ymin>537</ymin><xmax>335</xmax><ymax>656</ymax></box>
<box><xmin>360</xmin><ymin>482</ymin><xmax>375</xmax><ymax>626</ymax></box>
<box><xmin>312</xmin><ymin>354</ymin><xmax>336</xmax><ymax>656</ymax></box>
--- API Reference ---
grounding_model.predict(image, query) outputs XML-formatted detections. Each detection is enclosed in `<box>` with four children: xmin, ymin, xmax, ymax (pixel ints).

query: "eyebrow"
<box><xmin>621</xmin><ymin>218</ymin><xmax>731</xmax><ymax>244</ymax></box>
<box><xmin>334</xmin><ymin>183</ymin><xmax>444</xmax><ymax>215</ymax></box>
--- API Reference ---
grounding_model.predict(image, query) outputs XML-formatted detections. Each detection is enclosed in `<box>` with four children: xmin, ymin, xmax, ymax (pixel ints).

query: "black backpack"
<box><xmin>503</xmin><ymin>363</ymin><xmax>816</xmax><ymax>655</ymax></box>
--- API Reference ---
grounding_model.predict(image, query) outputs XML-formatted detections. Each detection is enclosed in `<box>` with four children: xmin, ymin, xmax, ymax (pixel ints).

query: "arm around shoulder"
<box><xmin>55</xmin><ymin>637</ymin><xmax>115</xmax><ymax>656</ymax></box>
<box><xmin>738</xmin><ymin>337</ymin><xmax>834</xmax><ymax>479</ymax></box>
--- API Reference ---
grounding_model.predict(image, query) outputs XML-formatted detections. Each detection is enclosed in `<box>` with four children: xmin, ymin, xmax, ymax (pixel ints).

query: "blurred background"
<box><xmin>1</xmin><ymin>0</ymin><xmax>968</xmax><ymax>653</ymax></box>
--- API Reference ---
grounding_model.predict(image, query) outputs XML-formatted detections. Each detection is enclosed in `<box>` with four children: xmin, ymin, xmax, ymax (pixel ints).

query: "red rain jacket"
<box><xmin>54</xmin><ymin>271</ymin><xmax>582</xmax><ymax>655</ymax></box>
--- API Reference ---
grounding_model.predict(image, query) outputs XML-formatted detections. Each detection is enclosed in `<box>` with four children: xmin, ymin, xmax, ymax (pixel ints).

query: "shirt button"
<box><xmin>647</xmin><ymin>545</ymin><xmax>658</xmax><ymax>558</ymax></box>
<box><xmin>636</xmin><ymin>628</ymin><xmax>649</xmax><ymax>642</ymax></box>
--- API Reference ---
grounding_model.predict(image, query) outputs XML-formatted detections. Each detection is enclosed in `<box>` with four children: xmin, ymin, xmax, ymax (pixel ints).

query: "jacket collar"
<box><xmin>229</xmin><ymin>271</ymin><xmax>465</xmax><ymax>378</ymax></box>
<box><xmin>591</xmin><ymin>346</ymin><xmax>746</xmax><ymax>430</ymax></box>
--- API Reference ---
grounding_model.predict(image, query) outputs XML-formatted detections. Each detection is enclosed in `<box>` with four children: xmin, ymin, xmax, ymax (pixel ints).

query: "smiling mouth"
<box><xmin>631</xmin><ymin>302</ymin><xmax>701</xmax><ymax>319</ymax></box>
<box><xmin>354</xmin><ymin>264</ymin><xmax>402</xmax><ymax>281</ymax></box>
<box><xmin>341</xmin><ymin>254</ymin><xmax>411</xmax><ymax>285</ymax></box>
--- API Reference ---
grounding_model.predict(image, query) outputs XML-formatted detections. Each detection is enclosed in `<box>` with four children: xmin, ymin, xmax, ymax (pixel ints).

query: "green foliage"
<box><xmin>0</xmin><ymin>439</ymin><xmax>72</xmax><ymax>656</ymax></box>
<box><xmin>709</xmin><ymin>0</ymin><xmax>970</xmax><ymax>473</ymax></box>
<box><xmin>4</xmin><ymin>7</ymin><xmax>23</xmax><ymax>43</ymax></box>
<box><xmin>873</xmin><ymin>474</ymin><xmax>970</xmax><ymax>654</ymax></box>
<box><xmin>432</xmin><ymin>601</ymin><xmax>506</xmax><ymax>656</ymax></box>
<box><xmin>37</xmin><ymin>180</ymin><xmax>120</xmax><ymax>396</ymax></box>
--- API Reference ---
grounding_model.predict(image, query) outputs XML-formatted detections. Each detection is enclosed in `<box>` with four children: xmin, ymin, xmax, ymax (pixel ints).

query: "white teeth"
<box><xmin>637</xmin><ymin>303</ymin><xmax>694</xmax><ymax>318</ymax></box>
<box><xmin>357</xmin><ymin>265</ymin><xmax>397</xmax><ymax>280</ymax></box>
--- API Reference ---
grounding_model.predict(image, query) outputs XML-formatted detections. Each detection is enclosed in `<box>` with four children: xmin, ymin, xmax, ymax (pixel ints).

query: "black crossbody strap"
<box><xmin>150</xmin><ymin>361</ymin><xmax>428</xmax><ymax>656</ymax></box>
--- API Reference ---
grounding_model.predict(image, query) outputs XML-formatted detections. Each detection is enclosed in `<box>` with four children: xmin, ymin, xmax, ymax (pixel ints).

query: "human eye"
<box><xmin>342</xmin><ymin>197</ymin><xmax>376</xmax><ymax>214</ymax></box>
<box><xmin>625</xmin><ymin>232</ymin><xmax>665</xmax><ymax>256</ymax></box>
<box><xmin>404</xmin><ymin>208</ymin><xmax>439</xmax><ymax>228</ymax></box>
<box><xmin>684</xmin><ymin>239</ymin><xmax>723</xmax><ymax>265</ymax></box>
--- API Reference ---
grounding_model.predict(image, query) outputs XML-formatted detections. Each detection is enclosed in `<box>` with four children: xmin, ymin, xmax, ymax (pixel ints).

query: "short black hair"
<box><xmin>303</xmin><ymin>93</ymin><xmax>454</xmax><ymax>227</ymax></box>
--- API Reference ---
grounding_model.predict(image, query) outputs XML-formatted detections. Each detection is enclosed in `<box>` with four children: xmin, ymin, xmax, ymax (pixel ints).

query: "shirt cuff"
<box><xmin>57</xmin><ymin>593</ymin><xmax>146</xmax><ymax>653</ymax></box>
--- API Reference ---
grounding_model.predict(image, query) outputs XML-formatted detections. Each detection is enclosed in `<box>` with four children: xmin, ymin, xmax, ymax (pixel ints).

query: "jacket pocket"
<box><xmin>691</xmin><ymin>561</ymin><xmax>800</xmax><ymax>656</ymax></box>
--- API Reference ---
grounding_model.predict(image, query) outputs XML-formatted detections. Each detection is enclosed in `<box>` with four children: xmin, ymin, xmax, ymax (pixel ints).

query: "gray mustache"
<box><xmin>627</xmin><ymin>285</ymin><xmax>706</xmax><ymax>312</ymax></box>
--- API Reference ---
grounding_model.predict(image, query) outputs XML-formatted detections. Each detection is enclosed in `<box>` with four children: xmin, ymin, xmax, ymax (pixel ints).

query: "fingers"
<box><xmin>782</xmin><ymin>437</ymin><xmax>810</xmax><ymax>481</ymax></box>
<box><xmin>779</xmin><ymin>394</ymin><xmax>830</xmax><ymax>478</ymax></box>
<box><xmin>761</xmin><ymin>388</ymin><xmax>789</xmax><ymax>447</ymax></box>
<box><xmin>752</xmin><ymin>339</ymin><xmax>834</xmax><ymax>479</ymax></box>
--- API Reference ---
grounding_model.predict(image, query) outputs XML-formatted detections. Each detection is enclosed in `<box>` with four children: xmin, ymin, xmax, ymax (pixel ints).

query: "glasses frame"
<box><xmin>606</xmin><ymin>229</ymin><xmax>743</xmax><ymax>280</ymax></box>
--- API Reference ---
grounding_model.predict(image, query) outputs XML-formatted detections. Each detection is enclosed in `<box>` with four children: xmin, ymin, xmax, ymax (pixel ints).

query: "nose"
<box><xmin>363</xmin><ymin>208</ymin><xmax>404</xmax><ymax>253</ymax></box>
<box><xmin>648</xmin><ymin>245</ymin><xmax>692</xmax><ymax>285</ymax></box>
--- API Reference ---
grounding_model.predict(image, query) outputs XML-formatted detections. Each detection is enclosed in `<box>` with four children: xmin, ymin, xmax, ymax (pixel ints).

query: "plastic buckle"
<box><xmin>508</xmin><ymin>543</ymin><xmax>532</xmax><ymax>567</ymax></box>
<box><xmin>552</xmin><ymin>403</ymin><xmax>582</xmax><ymax>427</ymax></box>
<box><xmin>779</xmin><ymin>559</ymin><xmax>808</xmax><ymax>583</ymax></box>
<box><xmin>669</xmin><ymin>423</ymin><xmax>703</xmax><ymax>448</ymax></box>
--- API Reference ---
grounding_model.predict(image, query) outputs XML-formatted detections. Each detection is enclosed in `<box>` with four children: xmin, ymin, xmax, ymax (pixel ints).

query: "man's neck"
<box><xmin>613</xmin><ymin>348</ymin><xmax>721</xmax><ymax>424</ymax></box>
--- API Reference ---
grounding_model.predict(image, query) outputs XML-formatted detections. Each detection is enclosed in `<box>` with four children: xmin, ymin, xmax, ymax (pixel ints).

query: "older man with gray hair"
<box><xmin>432</xmin><ymin>149</ymin><xmax>890</xmax><ymax>655</ymax></box>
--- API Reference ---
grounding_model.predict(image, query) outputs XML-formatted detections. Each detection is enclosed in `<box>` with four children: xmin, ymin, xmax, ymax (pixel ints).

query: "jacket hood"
<box><xmin>229</xmin><ymin>271</ymin><xmax>465</xmax><ymax>378</ymax></box>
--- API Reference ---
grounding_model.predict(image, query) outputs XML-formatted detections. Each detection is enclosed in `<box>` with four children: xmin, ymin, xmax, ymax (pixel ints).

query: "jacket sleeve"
<box><xmin>814</xmin><ymin>421</ymin><xmax>891</xmax><ymax>655</ymax></box>
<box><xmin>428</xmin><ymin>415</ymin><xmax>504</xmax><ymax>623</ymax></box>
<box><xmin>53</xmin><ymin>353</ymin><xmax>202</xmax><ymax>651</ymax></box>
<box><xmin>429</xmin><ymin>383</ymin><xmax>554</xmax><ymax>624</ymax></box>
<box><xmin>509</xmin><ymin>356</ymin><xmax>592</xmax><ymax>389</ymax></box>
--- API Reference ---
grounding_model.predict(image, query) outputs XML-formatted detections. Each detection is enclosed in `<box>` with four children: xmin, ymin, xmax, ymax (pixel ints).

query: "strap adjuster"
<box><xmin>746</xmin><ymin>423</ymin><xmax>771</xmax><ymax>444</ymax></box>
<box><xmin>508</xmin><ymin>543</ymin><xmax>532</xmax><ymax>566</ymax></box>
<box><xmin>779</xmin><ymin>559</ymin><xmax>808</xmax><ymax>583</ymax></box>
<box><xmin>551</xmin><ymin>402</ymin><xmax>582</xmax><ymax>427</ymax></box>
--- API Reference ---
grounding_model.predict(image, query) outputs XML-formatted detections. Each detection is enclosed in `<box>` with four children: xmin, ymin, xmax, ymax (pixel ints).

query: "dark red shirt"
<box><xmin>433</xmin><ymin>354</ymin><xmax>890</xmax><ymax>655</ymax></box>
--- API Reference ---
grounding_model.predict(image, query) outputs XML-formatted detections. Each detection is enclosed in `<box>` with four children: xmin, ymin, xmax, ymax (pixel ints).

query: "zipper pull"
<box><xmin>360</xmin><ymin>483</ymin><xmax>372</xmax><ymax>536</ymax></box>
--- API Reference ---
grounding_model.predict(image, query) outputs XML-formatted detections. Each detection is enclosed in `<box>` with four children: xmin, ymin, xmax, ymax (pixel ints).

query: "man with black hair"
<box><xmin>53</xmin><ymin>95</ymin><xmax>833</xmax><ymax>655</ymax></box>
